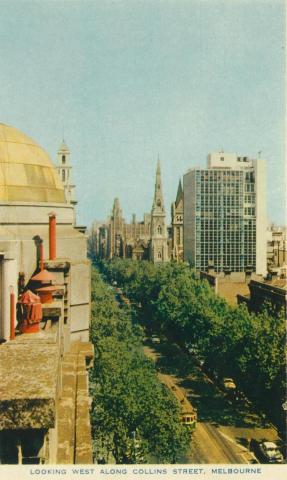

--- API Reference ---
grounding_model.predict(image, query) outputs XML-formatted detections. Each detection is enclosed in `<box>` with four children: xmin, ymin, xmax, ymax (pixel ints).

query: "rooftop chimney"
<box><xmin>49</xmin><ymin>212</ymin><xmax>56</xmax><ymax>260</ymax></box>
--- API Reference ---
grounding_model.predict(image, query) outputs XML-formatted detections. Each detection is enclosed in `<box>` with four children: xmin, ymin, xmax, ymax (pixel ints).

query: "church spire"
<box><xmin>112</xmin><ymin>197</ymin><xmax>122</xmax><ymax>218</ymax></box>
<box><xmin>150</xmin><ymin>158</ymin><xmax>168</xmax><ymax>263</ymax></box>
<box><xmin>175</xmin><ymin>178</ymin><xmax>183</xmax><ymax>206</ymax></box>
<box><xmin>157</xmin><ymin>155</ymin><xmax>161</xmax><ymax>174</ymax></box>
<box><xmin>170</xmin><ymin>177</ymin><xmax>184</xmax><ymax>262</ymax></box>
<box><xmin>152</xmin><ymin>159</ymin><xmax>165</xmax><ymax>213</ymax></box>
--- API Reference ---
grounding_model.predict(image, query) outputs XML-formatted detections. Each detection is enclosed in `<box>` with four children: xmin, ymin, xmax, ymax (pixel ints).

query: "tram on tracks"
<box><xmin>158</xmin><ymin>373</ymin><xmax>197</xmax><ymax>430</ymax></box>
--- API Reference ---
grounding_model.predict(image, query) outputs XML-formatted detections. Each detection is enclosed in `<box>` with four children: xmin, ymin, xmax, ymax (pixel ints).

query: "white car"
<box><xmin>258</xmin><ymin>442</ymin><xmax>284</xmax><ymax>464</ymax></box>
<box><xmin>151</xmin><ymin>335</ymin><xmax>161</xmax><ymax>344</ymax></box>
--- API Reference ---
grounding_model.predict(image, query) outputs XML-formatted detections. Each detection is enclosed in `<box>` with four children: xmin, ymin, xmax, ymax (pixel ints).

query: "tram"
<box><xmin>158</xmin><ymin>373</ymin><xmax>197</xmax><ymax>430</ymax></box>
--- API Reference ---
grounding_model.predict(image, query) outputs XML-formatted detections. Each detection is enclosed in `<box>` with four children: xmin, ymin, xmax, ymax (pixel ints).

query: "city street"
<box><xmin>143</xmin><ymin>340</ymin><xmax>280</xmax><ymax>464</ymax></box>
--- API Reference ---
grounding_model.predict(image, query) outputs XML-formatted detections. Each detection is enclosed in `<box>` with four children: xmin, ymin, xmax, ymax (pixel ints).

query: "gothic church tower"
<box><xmin>108</xmin><ymin>198</ymin><xmax>125</xmax><ymax>258</ymax></box>
<box><xmin>171</xmin><ymin>179</ymin><xmax>184</xmax><ymax>261</ymax></box>
<box><xmin>150</xmin><ymin>160</ymin><xmax>169</xmax><ymax>263</ymax></box>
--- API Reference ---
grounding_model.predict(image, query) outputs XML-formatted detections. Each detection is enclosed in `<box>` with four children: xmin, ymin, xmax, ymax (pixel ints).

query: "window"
<box><xmin>62</xmin><ymin>155</ymin><xmax>66</xmax><ymax>164</ymax></box>
<box><xmin>157</xmin><ymin>199</ymin><xmax>161</xmax><ymax>207</ymax></box>
<box><xmin>157</xmin><ymin>225</ymin><xmax>162</xmax><ymax>235</ymax></box>
<box><xmin>62</xmin><ymin>170</ymin><xmax>65</xmax><ymax>182</ymax></box>
<box><xmin>158</xmin><ymin>251</ymin><xmax>162</xmax><ymax>259</ymax></box>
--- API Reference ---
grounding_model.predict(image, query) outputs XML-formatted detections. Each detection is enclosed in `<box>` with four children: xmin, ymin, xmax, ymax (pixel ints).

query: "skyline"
<box><xmin>0</xmin><ymin>0</ymin><xmax>285</xmax><ymax>226</ymax></box>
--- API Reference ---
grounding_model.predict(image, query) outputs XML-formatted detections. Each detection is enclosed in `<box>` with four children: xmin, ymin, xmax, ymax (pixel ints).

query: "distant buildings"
<box><xmin>97</xmin><ymin>161</ymin><xmax>169</xmax><ymax>263</ymax></box>
<box><xmin>267</xmin><ymin>225</ymin><xmax>287</xmax><ymax>271</ymax></box>
<box><xmin>94</xmin><ymin>150</ymin><xmax>275</xmax><ymax>280</ymax></box>
<box><xmin>106</xmin><ymin>198</ymin><xmax>151</xmax><ymax>260</ymax></box>
<box><xmin>237</xmin><ymin>266</ymin><xmax>287</xmax><ymax>316</ymax></box>
<box><xmin>237</xmin><ymin>224</ymin><xmax>287</xmax><ymax>315</ymax></box>
<box><xmin>183</xmin><ymin>152</ymin><xmax>267</xmax><ymax>276</ymax></box>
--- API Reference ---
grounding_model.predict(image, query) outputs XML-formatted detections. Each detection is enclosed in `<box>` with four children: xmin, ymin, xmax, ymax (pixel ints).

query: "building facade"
<box><xmin>183</xmin><ymin>152</ymin><xmax>267</xmax><ymax>275</ymax></box>
<box><xmin>171</xmin><ymin>180</ymin><xmax>184</xmax><ymax>261</ymax></box>
<box><xmin>105</xmin><ymin>198</ymin><xmax>151</xmax><ymax>260</ymax></box>
<box><xmin>0</xmin><ymin>123</ymin><xmax>93</xmax><ymax>464</ymax></box>
<box><xmin>237</xmin><ymin>272</ymin><xmax>287</xmax><ymax>317</ymax></box>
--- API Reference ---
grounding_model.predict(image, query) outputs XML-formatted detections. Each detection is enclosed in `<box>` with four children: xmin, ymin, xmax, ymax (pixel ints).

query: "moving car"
<box><xmin>251</xmin><ymin>440</ymin><xmax>284</xmax><ymax>464</ymax></box>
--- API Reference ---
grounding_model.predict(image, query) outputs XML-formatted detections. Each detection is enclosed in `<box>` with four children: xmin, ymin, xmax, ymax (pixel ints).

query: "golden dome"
<box><xmin>0</xmin><ymin>123</ymin><xmax>65</xmax><ymax>203</ymax></box>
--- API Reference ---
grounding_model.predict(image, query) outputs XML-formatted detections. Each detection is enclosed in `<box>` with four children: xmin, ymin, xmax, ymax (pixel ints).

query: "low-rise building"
<box><xmin>267</xmin><ymin>225</ymin><xmax>287</xmax><ymax>271</ymax></box>
<box><xmin>237</xmin><ymin>267</ymin><xmax>287</xmax><ymax>316</ymax></box>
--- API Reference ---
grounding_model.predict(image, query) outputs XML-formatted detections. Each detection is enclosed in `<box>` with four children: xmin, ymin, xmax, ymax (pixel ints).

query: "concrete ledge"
<box><xmin>13</xmin><ymin>330</ymin><xmax>58</xmax><ymax>344</ymax></box>
<box><xmin>0</xmin><ymin>342</ymin><xmax>59</xmax><ymax>430</ymax></box>
<box><xmin>56</xmin><ymin>341</ymin><xmax>94</xmax><ymax>464</ymax></box>
<box><xmin>42</xmin><ymin>301</ymin><xmax>63</xmax><ymax>318</ymax></box>
<box><xmin>75</xmin><ymin>352</ymin><xmax>93</xmax><ymax>464</ymax></box>
<box><xmin>70</xmin><ymin>341</ymin><xmax>94</xmax><ymax>368</ymax></box>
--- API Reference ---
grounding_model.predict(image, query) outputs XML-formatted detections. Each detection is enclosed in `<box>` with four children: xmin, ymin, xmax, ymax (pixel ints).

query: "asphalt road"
<box><xmin>187</xmin><ymin>422</ymin><xmax>247</xmax><ymax>463</ymax></box>
<box><xmin>143</xmin><ymin>340</ymin><xmax>279</xmax><ymax>464</ymax></box>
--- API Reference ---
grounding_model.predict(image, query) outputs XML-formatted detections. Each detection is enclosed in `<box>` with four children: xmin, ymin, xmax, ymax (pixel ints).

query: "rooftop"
<box><xmin>0</xmin><ymin>333</ymin><xmax>59</xmax><ymax>429</ymax></box>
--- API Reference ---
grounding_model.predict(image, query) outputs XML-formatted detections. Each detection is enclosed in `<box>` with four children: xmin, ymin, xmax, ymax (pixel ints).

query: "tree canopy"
<box><xmin>99</xmin><ymin>259</ymin><xmax>286</xmax><ymax>433</ymax></box>
<box><xmin>90</xmin><ymin>268</ymin><xmax>190</xmax><ymax>464</ymax></box>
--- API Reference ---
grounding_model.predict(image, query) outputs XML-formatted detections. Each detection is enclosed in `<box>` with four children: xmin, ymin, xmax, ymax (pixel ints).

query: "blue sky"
<box><xmin>0</xmin><ymin>0</ymin><xmax>285</xmax><ymax>226</ymax></box>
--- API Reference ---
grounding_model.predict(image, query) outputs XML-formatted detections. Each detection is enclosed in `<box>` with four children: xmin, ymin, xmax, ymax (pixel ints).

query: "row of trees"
<box><xmin>99</xmin><ymin>258</ymin><xmax>286</xmax><ymax>432</ymax></box>
<box><xmin>89</xmin><ymin>268</ymin><xmax>190</xmax><ymax>464</ymax></box>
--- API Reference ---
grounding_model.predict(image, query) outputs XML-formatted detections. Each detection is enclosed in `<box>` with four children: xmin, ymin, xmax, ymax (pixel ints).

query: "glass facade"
<box><xmin>194</xmin><ymin>168</ymin><xmax>256</xmax><ymax>272</ymax></box>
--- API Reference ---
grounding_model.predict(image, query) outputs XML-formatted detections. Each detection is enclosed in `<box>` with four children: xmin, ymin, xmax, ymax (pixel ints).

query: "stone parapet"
<box><xmin>57</xmin><ymin>341</ymin><xmax>94</xmax><ymax>464</ymax></box>
<box><xmin>0</xmin><ymin>342</ymin><xmax>59</xmax><ymax>430</ymax></box>
<box><xmin>75</xmin><ymin>351</ymin><xmax>93</xmax><ymax>463</ymax></box>
<box><xmin>57</xmin><ymin>352</ymin><xmax>78</xmax><ymax>463</ymax></box>
<box><xmin>71</xmin><ymin>341</ymin><xmax>94</xmax><ymax>369</ymax></box>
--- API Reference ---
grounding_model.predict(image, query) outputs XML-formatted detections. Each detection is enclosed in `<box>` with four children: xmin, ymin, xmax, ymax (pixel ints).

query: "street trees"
<box><xmin>90</xmin><ymin>268</ymin><xmax>190</xmax><ymax>464</ymax></box>
<box><xmin>99</xmin><ymin>259</ymin><xmax>286</xmax><ymax>432</ymax></box>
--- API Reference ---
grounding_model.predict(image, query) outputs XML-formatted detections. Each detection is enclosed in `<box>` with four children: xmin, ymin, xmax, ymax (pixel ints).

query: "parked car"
<box><xmin>221</xmin><ymin>377</ymin><xmax>236</xmax><ymax>394</ymax></box>
<box><xmin>250</xmin><ymin>440</ymin><xmax>284</xmax><ymax>464</ymax></box>
<box><xmin>151</xmin><ymin>335</ymin><xmax>161</xmax><ymax>345</ymax></box>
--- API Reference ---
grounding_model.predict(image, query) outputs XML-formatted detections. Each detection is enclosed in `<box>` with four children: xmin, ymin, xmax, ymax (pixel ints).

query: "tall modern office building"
<box><xmin>183</xmin><ymin>152</ymin><xmax>267</xmax><ymax>276</ymax></box>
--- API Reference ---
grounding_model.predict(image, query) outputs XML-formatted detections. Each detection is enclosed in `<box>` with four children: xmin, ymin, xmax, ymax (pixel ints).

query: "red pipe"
<box><xmin>39</xmin><ymin>240</ymin><xmax>44</xmax><ymax>271</ymax></box>
<box><xmin>49</xmin><ymin>213</ymin><xmax>56</xmax><ymax>260</ymax></box>
<box><xmin>10</xmin><ymin>287</ymin><xmax>15</xmax><ymax>340</ymax></box>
